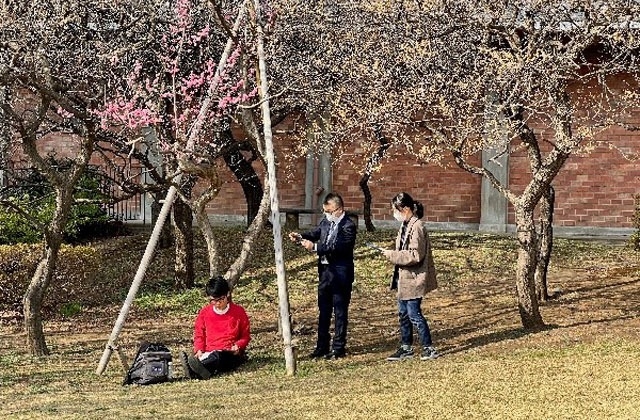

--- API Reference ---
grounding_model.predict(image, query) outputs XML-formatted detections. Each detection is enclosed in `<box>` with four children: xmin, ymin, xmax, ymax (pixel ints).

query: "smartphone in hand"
<box><xmin>293</xmin><ymin>233</ymin><xmax>303</xmax><ymax>244</ymax></box>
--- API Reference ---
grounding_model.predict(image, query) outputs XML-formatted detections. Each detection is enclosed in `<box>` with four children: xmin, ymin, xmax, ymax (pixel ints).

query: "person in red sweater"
<box><xmin>180</xmin><ymin>276</ymin><xmax>251</xmax><ymax>380</ymax></box>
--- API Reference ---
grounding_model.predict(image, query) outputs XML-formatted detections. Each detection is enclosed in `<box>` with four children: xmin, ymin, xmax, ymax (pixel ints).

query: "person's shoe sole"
<box><xmin>308</xmin><ymin>350</ymin><xmax>330</xmax><ymax>359</ymax></box>
<box><xmin>386</xmin><ymin>354</ymin><xmax>414</xmax><ymax>361</ymax></box>
<box><xmin>187</xmin><ymin>355</ymin><xmax>212</xmax><ymax>380</ymax></box>
<box><xmin>324</xmin><ymin>351</ymin><xmax>346</xmax><ymax>360</ymax></box>
<box><xmin>180</xmin><ymin>351</ymin><xmax>192</xmax><ymax>379</ymax></box>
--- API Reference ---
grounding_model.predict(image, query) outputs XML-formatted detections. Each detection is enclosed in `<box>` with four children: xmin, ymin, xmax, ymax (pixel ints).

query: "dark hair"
<box><xmin>323</xmin><ymin>192</ymin><xmax>344</xmax><ymax>208</ymax></box>
<box><xmin>391</xmin><ymin>192</ymin><xmax>424</xmax><ymax>219</ymax></box>
<box><xmin>206</xmin><ymin>276</ymin><xmax>230</xmax><ymax>298</ymax></box>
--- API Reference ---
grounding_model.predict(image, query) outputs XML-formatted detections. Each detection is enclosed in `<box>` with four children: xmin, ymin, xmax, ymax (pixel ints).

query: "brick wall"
<box><xmin>332</xmin><ymin>145</ymin><xmax>481</xmax><ymax>224</ymax></box>
<box><xmin>9</xmin><ymin>101</ymin><xmax>639</xmax><ymax>231</ymax></box>
<box><xmin>546</xmin><ymin>132</ymin><xmax>638</xmax><ymax>228</ymax></box>
<box><xmin>507</xmin><ymin>125</ymin><xmax>639</xmax><ymax>229</ymax></box>
<box><xmin>171</xmin><ymin>118</ymin><xmax>640</xmax><ymax>230</ymax></box>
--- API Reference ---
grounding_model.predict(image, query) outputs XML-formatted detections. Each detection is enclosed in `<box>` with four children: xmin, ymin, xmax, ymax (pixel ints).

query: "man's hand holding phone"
<box><xmin>289</xmin><ymin>232</ymin><xmax>315</xmax><ymax>251</ymax></box>
<box><xmin>289</xmin><ymin>232</ymin><xmax>303</xmax><ymax>243</ymax></box>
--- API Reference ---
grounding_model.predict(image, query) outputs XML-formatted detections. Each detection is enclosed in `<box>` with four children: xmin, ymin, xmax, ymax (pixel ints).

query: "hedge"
<box><xmin>0</xmin><ymin>243</ymin><xmax>101</xmax><ymax>319</ymax></box>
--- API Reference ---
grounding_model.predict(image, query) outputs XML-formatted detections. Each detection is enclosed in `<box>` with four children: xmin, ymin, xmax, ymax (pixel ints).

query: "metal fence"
<box><xmin>98</xmin><ymin>164</ymin><xmax>148</xmax><ymax>224</ymax></box>
<box><xmin>1</xmin><ymin>163</ymin><xmax>148</xmax><ymax>224</ymax></box>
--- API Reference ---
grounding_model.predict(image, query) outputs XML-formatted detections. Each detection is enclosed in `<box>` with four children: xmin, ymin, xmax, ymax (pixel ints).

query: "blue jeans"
<box><xmin>398</xmin><ymin>298</ymin><xmax>433</xmax><ymax>347</ymax></box>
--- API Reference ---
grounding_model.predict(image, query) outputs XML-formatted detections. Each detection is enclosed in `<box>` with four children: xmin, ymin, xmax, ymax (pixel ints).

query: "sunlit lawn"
<box><xmin>1</xmin><ymin>228</ymin><xmax>639</xmax><ymax>419</ymax></box>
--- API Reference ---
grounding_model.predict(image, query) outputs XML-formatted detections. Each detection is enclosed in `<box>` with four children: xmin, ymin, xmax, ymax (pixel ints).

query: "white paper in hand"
<box><xmin>365</xmin><ymin>242</ymin><xmax>383</xmax><ymax>252</ymax></box>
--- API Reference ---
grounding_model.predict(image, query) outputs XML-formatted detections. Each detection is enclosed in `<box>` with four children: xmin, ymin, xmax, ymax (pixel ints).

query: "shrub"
<box><xmin>0</xmin><ymin>206</ymin><xmax>42</xmax><ymax>244</ymax></box>
<box><xmin>0</xmin><ymin>160</ymin><xmax>121</xmax><ymax>245</ymax></box>
<box><xmin>630</xmin><ymin>194</ymin><xmax>640</xmax><ymax>252</ymax></box>
<box><xmin>0</xmin><ymin>243</ymin><xmax>101</xmax><ymax>319</ymax></box>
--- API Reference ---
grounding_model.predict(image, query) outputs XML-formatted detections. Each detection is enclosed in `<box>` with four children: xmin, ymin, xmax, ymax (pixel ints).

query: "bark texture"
<box><xmin>173</xmin><ymin>191</ymin><xmax>195</xmax><ymax>290</ymax></box>
<box><xmin>514</xmin><ymin>207</ymin><xmax>545</xmax><ymax>330</ymax></box>
<box><xmin>535</xmin><ymin>185</ymin><xmax>555</xmax><ymax>302</ymax></box>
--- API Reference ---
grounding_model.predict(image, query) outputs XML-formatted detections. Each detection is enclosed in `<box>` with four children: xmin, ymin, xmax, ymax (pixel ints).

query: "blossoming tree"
<box><xmin>268</xmin><ymin>0</ymin><xmax>640</xmax><ymax>329</ymax></box>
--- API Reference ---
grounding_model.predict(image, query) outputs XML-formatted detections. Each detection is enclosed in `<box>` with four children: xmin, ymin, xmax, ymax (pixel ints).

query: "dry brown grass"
<box><xmin>1</xmin><ymin>230</ymin><xmax>640</xmax><ymax>419</ymax></box>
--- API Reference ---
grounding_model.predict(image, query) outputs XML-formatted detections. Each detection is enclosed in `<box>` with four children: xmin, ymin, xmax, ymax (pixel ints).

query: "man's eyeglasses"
<box><xmin>324</xmin><ymin>207</ymin><xmax>342</xmax><ymax>215</ymax></box>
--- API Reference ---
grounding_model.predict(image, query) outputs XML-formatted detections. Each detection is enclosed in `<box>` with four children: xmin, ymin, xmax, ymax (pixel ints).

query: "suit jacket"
<box><xmin>301</xmin><ymin>215</ymin><xmax>357</xmax><ymax>286</ymax></box>
<box><xmin>385</xmin><ymin>217</ymin><xmax>437</xmax><ymax>300</ymax></box>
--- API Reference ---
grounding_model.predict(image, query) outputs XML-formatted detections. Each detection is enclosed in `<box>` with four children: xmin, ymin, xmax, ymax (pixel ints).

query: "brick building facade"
<box><xmin>6</xmin><ymin>112</ymin><xmax>639</xmax><ymax>237</ymax></box>
<box><xmin>206</xmin><ymin>116</ymin><xmax>639</xmax><ymax>237</ymax></box>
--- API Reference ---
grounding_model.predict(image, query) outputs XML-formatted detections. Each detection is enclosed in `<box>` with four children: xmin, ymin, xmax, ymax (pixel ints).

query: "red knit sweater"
<box><xmin>193</xmin><ymin>303</ymin><xmax>251</xmax><ymax>353</ymax></box>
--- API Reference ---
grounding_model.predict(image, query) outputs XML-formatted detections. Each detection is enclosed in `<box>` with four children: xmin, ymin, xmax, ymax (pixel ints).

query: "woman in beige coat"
<box><xmin>381</xmin><ymin>192</ymin><xmax>438</xmax><ymax>361</ymax></box>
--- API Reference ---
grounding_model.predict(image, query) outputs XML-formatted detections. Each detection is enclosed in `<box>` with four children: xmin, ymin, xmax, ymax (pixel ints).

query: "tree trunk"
<box><xmin>152</xmin><ymin>194</ymin><xmax>173</xmax><ymax>249</ymax></box>
<box><xmin>180</xmin><ymin>160</ymin><xmax>223</xmax><ymax>278</ymax></box>
<box><xmin>359</xmin><ymin>124</ymin><xmax>390</xmax><ymax>232</ymax></box>
<box><xmin>194</xmin><ymin>200</ymin><xmax>219</xmax><ymax>278</ymax></box>
<box><xmin>173</xmin><ymin>194</ymin><xmax>195</xmax><ymax>289</ymax></box>
<box><xmin>359</xmin><ymin>175</ymin><xmax>376</xmax><ymax>232</ymax></box>
<box><xmin>253</xmin><ymin>0</ymin><xmax>296</xmax><ymax>375</ymax></box>
<box><xmin>225</xmin><ymin>182</ymin><xmax>270</xmax><ymax>286</ymax></box>
<box><xmin>0</xmin><ymin>87</ymin><xmax>8</xmax><ymax>165</ymax></box>
<box><xmin>535</xmin><ymin>185</ymin><xmax>555</xmax><ymax>302</ymax></box>
<box><xmin>22</xmin><ymin>187</ymin><xmax>71</xmax><ymax>356</ymax></box>
<box><xmin>514</xmin><ymin>206</ymin><xmax>545</xmax><ymax>330</ymax></box>
<box><xmin>221</xmin><ymin>129</ymin><xmax>263</xmax><ymax>226</ymax></box>
<box><xmin>631</xmin><ymin>194</ymin><xmax>640</xmax><ymax>252</ymax></box>
<box><xmin>23</xmin><ymin>244</ymin><xmax>59</xmax><ymax>356</ymax></box>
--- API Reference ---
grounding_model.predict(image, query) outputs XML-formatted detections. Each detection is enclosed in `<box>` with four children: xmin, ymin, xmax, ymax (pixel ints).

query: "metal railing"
<box><xmin>98</xmin><ymin>164</ymin><xmax>148</xmax><ymax>224</ymax></box>
<box><xmin>1</xmin><ymin>163</ymin><xmax>148</xmax><ymax>224</ymax></box>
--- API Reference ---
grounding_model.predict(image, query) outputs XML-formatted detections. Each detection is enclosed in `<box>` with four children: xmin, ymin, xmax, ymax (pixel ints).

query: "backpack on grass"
<box><xmin>123</xmin><ymin>341</ymin><xmax>173</xmax><ymax>386</ymax></box>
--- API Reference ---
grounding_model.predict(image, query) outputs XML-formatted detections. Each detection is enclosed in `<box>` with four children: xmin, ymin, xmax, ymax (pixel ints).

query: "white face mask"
<box><xmin>325</xmin><ymin>213</ymin><xmax>336</xmax><ymax>223</ymax></box>
<box><xmin>393</xmin><ymin>210</ymin><xmax>405</xmax><ymax>222</ymax></box>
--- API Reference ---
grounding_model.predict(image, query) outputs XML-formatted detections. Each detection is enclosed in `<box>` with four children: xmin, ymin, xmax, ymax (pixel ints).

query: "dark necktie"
<box><xmin>399</xmin><ymin>222</ymin><xmax>408</xmax><ymax>249</ymax></box>
<box><xmin>325</xmin><ymin>221</ymin><xmax>336</xmax><ymax>244</ymax></box>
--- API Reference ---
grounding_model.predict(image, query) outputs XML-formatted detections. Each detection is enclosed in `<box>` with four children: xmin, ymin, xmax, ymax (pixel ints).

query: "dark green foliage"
<box><xmin>0</xmin><ymin>208</ymin><xmax>42</xmax><ymax>244</ymax></box>
<box><xmin>0</xmin><ymin>158</ymin><xmax>122</xmax><ymax>244</ymax></box>
<box><xmin>59</xmin><ymin>302</ymin><xmax>83</xmax><ymax>318</ymax></box>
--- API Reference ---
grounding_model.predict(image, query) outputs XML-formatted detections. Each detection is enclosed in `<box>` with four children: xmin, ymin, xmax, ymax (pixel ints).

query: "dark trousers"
<box><xmin>199</xmin><ymin>351</ymin><xmax>245</xmax><ymax>376</ymax></box>
<box><xmin>316</xmin><ymin>265</ymin><xmax>353</xmax><ymax>353</ymax></box>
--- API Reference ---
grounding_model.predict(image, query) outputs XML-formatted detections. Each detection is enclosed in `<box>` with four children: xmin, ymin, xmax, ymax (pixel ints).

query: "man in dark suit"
<box><xmin>288</xmin><ymin>192</ymin><xmax>357</xmax><ymax>360</ymax></box>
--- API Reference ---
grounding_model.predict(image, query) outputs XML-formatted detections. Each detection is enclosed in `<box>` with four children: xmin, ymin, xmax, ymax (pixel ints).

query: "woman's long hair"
<box><xmin>391</xmin><ymin>192</ymin><xmax>424</xmax><ymax>219</ymax></box>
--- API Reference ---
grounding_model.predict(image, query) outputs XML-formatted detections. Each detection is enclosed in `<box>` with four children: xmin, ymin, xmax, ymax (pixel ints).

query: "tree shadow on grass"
<box><xmin>548</xmin><ymin>278</ymin><xmax>640</xmax><ymax>305</ymax></box>
<box><xmin>437</xmin><ymin>313</ymin><xmax>640</xmax><ymax>357</ymax></box>
<box><xmin>554</xmin><ymin>314</ymin><xmax>638</xmax><ymax>330</ymax></box>
<box><xmin>437</xmin><ymin>327</ymin><xmax>532</xmax><ymax>356</ymax></box>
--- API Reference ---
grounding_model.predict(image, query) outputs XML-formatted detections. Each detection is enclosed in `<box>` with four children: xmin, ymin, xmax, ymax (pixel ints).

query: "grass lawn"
<box><xmin>1</xmin><ymin>228</ymin><xmax>639</xmax><ymax>419</ymax></box>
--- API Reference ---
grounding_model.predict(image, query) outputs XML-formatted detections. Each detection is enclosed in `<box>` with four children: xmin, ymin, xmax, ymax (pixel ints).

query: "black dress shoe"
<box><xmin>324</xmin><ymin>350</ymin><xmax>346</xmax><ymax>360</ymax></box>
<box><xmin>187</xmin><ymin>354</ymin><xmax>212</xmax><ymax>380</ymax></box>
<box><xmin>308</xmin><ymin>348</ymin><xmax>330</xmax><ymax>359</ymax></box>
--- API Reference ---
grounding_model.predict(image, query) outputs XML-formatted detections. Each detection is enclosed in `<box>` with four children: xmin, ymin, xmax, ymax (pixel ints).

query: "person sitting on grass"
<box><xmin>180</xmin><ymin>276</ymin><xmax>251</xmax><ymax>380</ymax></box>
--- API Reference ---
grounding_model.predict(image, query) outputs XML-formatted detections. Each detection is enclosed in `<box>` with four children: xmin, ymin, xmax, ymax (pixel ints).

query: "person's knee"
<box><xmin>406</xmin><ymin>308</ymin><xmax>425</xmax><ymax>325</ymax></box>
